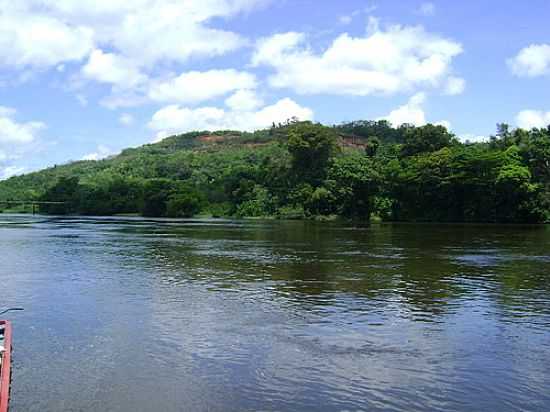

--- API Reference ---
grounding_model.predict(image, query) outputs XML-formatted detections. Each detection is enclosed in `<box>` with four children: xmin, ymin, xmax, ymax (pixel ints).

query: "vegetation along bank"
<box><xmin>0</xmin><ymin>120</ymin><xmax>549</xmax><ymax>223</ymax></box>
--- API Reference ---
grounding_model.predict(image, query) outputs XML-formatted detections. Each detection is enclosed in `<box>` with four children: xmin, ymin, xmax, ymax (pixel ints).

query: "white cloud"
<box><xmin>148</xmin><ymin>69</ymin><xmax>257</xmax><ymax>104</ymax></box>
<box><xmin>516</xmin><ymin>109</ymin><xmax>550</xmax><ymax>130</ymax></box>
<box><xmin>435</xmin><ymin>120</ymin><xmax>452</xmax><ymax>130</ymax></box>
<box><xmin>508</xmin><ymin>44</ymin><xmax>550</xmax><ymax>77</ymax></box>
<box><xmin>149</xmin><ymin>98</ymin><xmax>313</xmax><ymax>139</ymax></box>
<box><xmin>0</xmin><ymin>166</ymin><xmax>25</xmax><ymax>180</ymax></box>
<box><xmin>379</xmin><ymin>93</ymin><xmax>450</xmax><ymax>128</ymax></box>
<box><xmin>60</xmin><ymin>0</ymin><xmax>259</xmax><ymax>66</ymax></box>
<box><xmin>0</xmin><ymin>5</ymin><xmax>94</xmax><ymax>68</ymax></box>
<box><xmin>82</xmin><ymin>49</ymin><xmax>147</xmax><ymax>89</ymax></box>
<box><xmin>0</xmin><ymin>0</ymin><xmax>264</xmax><ymax>71</ymax></box>
<box><xmin>0</xmin><ymin>0</ymin><xmax>265</xmax><ymax>112</ymax></box>
<box><xmin>381</xmin><ymin>93</ymin><xmax>427</xmax><ymax>126</ymax></box>
<box><xmin>418</xmin><ymin>2</ymin><xmax>435</xmax><ymax>16</ymax></box>
<box><xmin>252</xmin><ymin>23</ymin><xmax>463</xmax><ymax>96</ymax></box>
<box><xmin>99</xmin><ymin>68</ymin><xmax>258</xmax><ymax>109</ymax></box>
<box><xmin>444</xmin><ymin>76</ymin><xmax>465</xmax><ymax>95</ymax></box>
<box><xmin>47</xmin><ymin>0</ymin><xmax>264</xmax><ymax>18</ymax></box>
<box><xmin>225</xmin><ymin>89</ymin><xmax>263</xmax><ymax>111</ymax></box>
<box><xmin>0</xmin><ymin>106</ymin><xmax>45</xmax><ymax>144</ymax></box>
<box><xmin>81</xmin><ymin>145</ymin><xmax>115</xmax><ymax>161</ymax></box>
<box><xmin>0</xmin><ymin>105</ymin><xmax>45</xmax><ymax>180</ymax></box>
<box><xmin>458</xmin><ymin>134</ymin><xmax>489</xmax><ymax>143</ymax></box>
<box><xmin>109</xmin><ymin>5</ymin><xmax>245</xmax><ymax>67</ymax></box>
<box><xmin>119</xmin><ymin>113</ymin><xmax>134</xmax><ymax>126</ymax></box>
<box><xmin>253</xmin><ymin>99</ymin><xmax>313</xmax><ymax>129</ymax></box>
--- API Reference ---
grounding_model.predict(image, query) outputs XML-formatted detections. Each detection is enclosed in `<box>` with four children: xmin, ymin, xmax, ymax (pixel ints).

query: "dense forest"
<box><xmin>1</xmin><ymin>120</ymin><xmax>549</xmax><ymax>223</ymax></box>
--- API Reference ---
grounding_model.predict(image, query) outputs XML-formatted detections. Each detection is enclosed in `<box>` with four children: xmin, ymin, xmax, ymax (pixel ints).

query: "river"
<box><xmin>1</xmin><ymin>215</ymin><xmax>549</xmax><ymax>411</ymax></box>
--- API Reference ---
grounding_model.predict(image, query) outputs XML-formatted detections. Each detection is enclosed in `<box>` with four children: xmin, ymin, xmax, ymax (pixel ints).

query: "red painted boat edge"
<box><xmin>0</xmin><ymin>320</ymin><xmax>11</xmax><ymax>412</ymax></box>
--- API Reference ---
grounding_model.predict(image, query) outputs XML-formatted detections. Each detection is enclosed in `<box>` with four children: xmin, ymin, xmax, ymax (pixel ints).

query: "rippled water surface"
<box><xmin>1</xmin><ymin>215</ymin><xmax>550</xmax><ymax>411</ymax></box>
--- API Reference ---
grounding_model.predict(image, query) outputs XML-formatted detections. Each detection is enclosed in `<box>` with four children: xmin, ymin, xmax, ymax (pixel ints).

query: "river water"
<box><xmin>1</xmin><ymin>215</ymin><xmax>549</xmax><ymax>411</ymax></box>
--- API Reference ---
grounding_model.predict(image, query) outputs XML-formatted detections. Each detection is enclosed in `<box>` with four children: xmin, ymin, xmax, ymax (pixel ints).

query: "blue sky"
<box><xmin>1</xmin><ymin>0</ymin><xmax>549</xmax><ymax>179</ymax></box>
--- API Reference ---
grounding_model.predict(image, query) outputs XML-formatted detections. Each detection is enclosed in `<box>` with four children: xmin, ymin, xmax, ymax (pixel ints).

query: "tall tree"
<box><xmin>287</xmin><ymin>122</ymin><xmax>338</xmax><ymax>185</ymax></box>
<box><xmin>401</xmin><ymin>124</ymin><xmax>456</xmax><ymax>157</ymax></box>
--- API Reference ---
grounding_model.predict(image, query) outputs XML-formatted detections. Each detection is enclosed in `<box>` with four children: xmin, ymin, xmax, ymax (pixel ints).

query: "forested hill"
<box><xmin>1</xmin><ymin>120</ymin><xmax>549</xmax><ymax>223</ymax></box>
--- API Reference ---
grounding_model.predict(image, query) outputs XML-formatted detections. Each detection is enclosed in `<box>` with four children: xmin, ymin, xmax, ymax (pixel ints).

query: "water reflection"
<box><xmin>0</xmin><ymin>216</ymin><xmax>549</xmax><ymax>411</ymax></box>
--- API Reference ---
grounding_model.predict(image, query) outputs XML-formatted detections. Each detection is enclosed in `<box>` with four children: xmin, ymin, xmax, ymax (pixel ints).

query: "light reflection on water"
<box><xmin>1</xmin><ymin>215</ymin><xmax>550</xmax><ymax>411</ymax></box>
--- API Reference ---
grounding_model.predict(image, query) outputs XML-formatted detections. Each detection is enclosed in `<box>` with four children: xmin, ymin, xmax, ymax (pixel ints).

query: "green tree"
<box><xmin>327</xmin><ymin>153</ymin><xmax>379</xmax><ymax>219</ymax></box>
<box><xmin>287</xmin><ymin>122</ymin><xmax>338</xmax><ymax>184</ymax></box>
<box><xmin>166</xmin><ymin>191</ymin><xmax>204</xmax><ymax>218</ymax></box>
<box><xmin>39</xmin><ymin>176</ymin><xmax>81</xmax><ymax>214</ymax></box>
<box><xmin>235</xmin><ymin>185</ymin><xmax>276</xmax><ymax>217</ymax></box>
<box><xmin>401</xmin><ymin>124</ymin><xmax>456</xmax><ymax>157</ymax></box>
<box><xmin>365</xmin><ymin>137</ymin><xmax>380</xmax><ymax>157</ymax></box>
<box><xmin>142</xmin><ymin>179</ymin><xmax>175</xmax><ymax>217</ymax></box>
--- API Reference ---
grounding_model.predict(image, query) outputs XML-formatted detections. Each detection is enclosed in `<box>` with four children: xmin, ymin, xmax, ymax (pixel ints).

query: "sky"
<box><xmin>1</xmin><ymin>0</ymin><xmax>550</xmax><ymax>179</ymax></box>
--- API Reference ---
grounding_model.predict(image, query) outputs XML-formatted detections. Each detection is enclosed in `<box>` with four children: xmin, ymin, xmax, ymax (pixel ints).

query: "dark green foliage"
<box><xmin>1</xmin><ymin>121</ymin><xmax>549</xmax><ymax>223</ymax></box>
<box><xmin>287</xmin><ymin>122</ymin><xmax>338</xmax><ymax>185</ymax></box>
<box><xmin>166</xmin><ymin>191</ymin><xmax>204</xmax><ymax>218</ymax></box>
<box><xmin>142</xmin><ymin>179</ymin><xmax>175</xmax><ymax>217</ymax></box>
<box><xmin>327</xmin><ymin>152</ymin><xmax>379</xmax><ymax>218</ymax></box>
<box><xmin>365</xmin><ymin>137</ymin><xmax>380</xmax><ymax>157</ymax></box>
<box><xmin>335</xmin><ymin>120</ymin><xmax>408</xmax><ymax>144</ymax></box>
<box><xmin>387</xmin><ymin>143</ymin><xmax>544</xmax><ymax>223</ymax></box>
<box><xmin>401</xmin><ymin>124</ymin><xmax>456</xmax><ymax>157</ymax></box>
<box><xmin>39</xmin><ymin>176</ymin><xmax>81</xmax><ymax>214</ymax></box>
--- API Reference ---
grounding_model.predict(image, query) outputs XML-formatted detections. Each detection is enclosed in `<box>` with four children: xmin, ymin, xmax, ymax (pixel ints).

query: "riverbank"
<box><xmin>2</xmin><ymin>121</ymin><xmax>549</xmax><ymax>224</ymax></box>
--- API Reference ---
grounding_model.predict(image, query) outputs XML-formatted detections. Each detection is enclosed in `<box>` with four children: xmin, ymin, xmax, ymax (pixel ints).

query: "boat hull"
<box><xmin>0</xmin><ymin>320</ymin><xmax>12</xmax><ymax>412</ymax></box>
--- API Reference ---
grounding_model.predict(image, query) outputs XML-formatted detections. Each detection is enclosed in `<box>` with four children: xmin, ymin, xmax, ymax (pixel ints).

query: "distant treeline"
<box><xmin>1</xmin><ymin>120</ymin><xmax>549</xmax><ymax>223</ymax></box>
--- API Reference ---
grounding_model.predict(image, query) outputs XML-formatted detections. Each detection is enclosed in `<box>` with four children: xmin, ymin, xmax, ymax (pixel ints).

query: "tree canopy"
<box><xmin>1</xmin><ymin>120</ymin><xmax>549</xmax><ymax>223</ymax></box>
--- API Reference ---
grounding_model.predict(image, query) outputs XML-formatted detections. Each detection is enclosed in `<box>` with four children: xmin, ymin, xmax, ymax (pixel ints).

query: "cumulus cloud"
<box><xmin>98</xmin><ymin>68</ymin><xmax>258</xmax><ymax>109</ymax></box>
<box><xmin>149</xmin><ymin>98</ymin><xmax>313</xmax><ymax>140</ymax></box>
<box><xmin>381</xmin><ymin>93</ymin><xmax>427</xmax><ymax>126</ymax></box>
<box><xmin>81</xmin><ymin>144</ymin><xmax>115</xmax><ymax>161</ymax></box>
<box><xmin>148</xmin><ymin>69</ymin><xmax>257</xmax><ymax>104</ymax></box>
<box><xmin>508</xmin><ymin>44</ymin><xmax>550</xmax><ymax>77</ymax></box>
<box><xmin>0</xmin><ymin>0</ymin><xmax>263</xmax><ymax>70</ymax></box>
<box><xmin>107</xmin><ymin>4</ymin><xmax>245</xmax><ymax>67</ymax></box>
<box><xmin>435</xmin><ymin>120</ymin><xmax>452</xmax><ymax>130</ymax></box>
<box><xmin>225</xmin><ymin>89</ymin><xmax>263</xmax><ymax>111</ymax></box>
<box><xmin>458</xmin><ymin>134</ymin><xmax>489</xmax><ymax>143</ymax></box>
<box><xmin>252</xmin><ymin>23</ymin><xmax>463</xmax><ymax>96</ymax></box>
<box><xmin>0</xmin><ymin>4</ymin><xmax>94</xmax><ymax>68</ymax></box>
<box><xmin>0</xmin><ymin>105</ymin><xmax>45</xmax><ymax>180</ymax></box>
<box><xmin>0</xmin><ymin>106</ymin><xmax>45</xmax><ymax>144</ymax></box>
<box><xmin>379</xmin><ymin>93</ymin><xmax>450</xmax><ymax>128</ymax></box>
<box><xmin>516</xmin><ymin>110</ymin><xmax>550</xmax><ymax>130</ymax></box>
<box><xmin>82</xmin><ymin>49</ymin><xmax>147</xmax><ymax>89</ymax></box>
<box><xmin>0</xmin><ymin>166</ymin><xmax>25</xmax><ymax>180</ymax></box>
<box><xmin>0</xmin><ymin>0</ymin><xmax>267</xmax><ymax>110</ymax></box>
